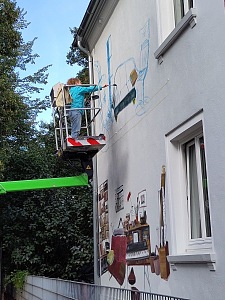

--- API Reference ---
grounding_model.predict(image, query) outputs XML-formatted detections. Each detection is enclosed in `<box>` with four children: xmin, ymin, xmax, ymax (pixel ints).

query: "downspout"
<box><xmin>77</xmin><ymin>36</ymin><xmax>100</xmax><ymax>285</ymax></box>
<box><xmin>77</xmin><ymin>36</ymin><xmax>94</xmax><ymax>86</ymax></box>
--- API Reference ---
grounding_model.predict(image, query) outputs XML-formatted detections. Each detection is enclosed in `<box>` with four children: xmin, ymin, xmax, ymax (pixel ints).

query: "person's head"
<box><xmin>67</xmin><ymin>77</ymin><xmax>81</xmax><ymax>85</ymax></box>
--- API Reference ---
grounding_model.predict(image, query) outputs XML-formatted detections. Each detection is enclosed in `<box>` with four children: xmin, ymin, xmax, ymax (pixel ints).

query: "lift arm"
<box><xmin>0</xmin><ymin>174</ymin><xmax>88</xmax><ymax>194</ymax></box>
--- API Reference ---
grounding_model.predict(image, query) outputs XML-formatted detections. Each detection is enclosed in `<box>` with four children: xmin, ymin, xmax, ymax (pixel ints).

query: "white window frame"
<box><xmin>173</xmin><ymin>0</ymin><xmax>194</xmax><ymax>25</ymax></box>
<box><xmin>155</xmin><ymin>0</ymin><xmax>196</xmax><ymax>61</ymax></box>
<box><xmin>165</xmin><ymin>111</ymin><xmax>214</xmax><ymax>264</ymax></box>
<box><xmin>182</xmin><ymin>133</ymin><xmax>212</xmax><ymax>251</ymax></box>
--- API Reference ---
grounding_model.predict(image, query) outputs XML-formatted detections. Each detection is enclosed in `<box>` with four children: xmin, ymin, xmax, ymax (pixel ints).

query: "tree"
<box><xmin>66</xmin><ymin>27</ymin><xmax>89</xmax><ymax>83</ymax></box>
<box><xmin>1</xmin><ymin>1</ymin><xmax>94</xmax><ymax>287</ymax></box>
<box><xmin>1</xmin><ymin>122</ymin><xmax>94</xmax><ymax>283</ymax></box>
<box><xmin>0</xmin><ymin>0</ymin><xmax>25</xmax><ymax>144</ymax></box>
<box><xmin>0</xmin><ymin>0</ymin><xmax>51</xmax><ymax>179</ymax></box>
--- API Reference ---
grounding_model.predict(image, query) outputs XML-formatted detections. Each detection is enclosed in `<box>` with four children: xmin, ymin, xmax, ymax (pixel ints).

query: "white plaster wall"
<box><xmin>91</xmin><ymin>0</ymin><xmax>225</xmax><ymax>299</ymax></box>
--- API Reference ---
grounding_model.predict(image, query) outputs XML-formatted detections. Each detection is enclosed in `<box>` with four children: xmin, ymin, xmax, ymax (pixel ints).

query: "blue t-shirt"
<box><xmin>69</xmin><ymin>85</ymin><xmax>102</xmax><ymax>114</ymax></box>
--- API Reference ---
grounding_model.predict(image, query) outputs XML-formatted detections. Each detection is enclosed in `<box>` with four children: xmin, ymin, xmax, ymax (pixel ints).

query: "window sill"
<box><xmin>167</xmin><ymin>252</ymin><xmax>216</xmax><ymax>271</ymax></box>
<box><xmin>154</xmin><ymin>8</ymin><xmax>197</xmax><ymax>62</ymax></box>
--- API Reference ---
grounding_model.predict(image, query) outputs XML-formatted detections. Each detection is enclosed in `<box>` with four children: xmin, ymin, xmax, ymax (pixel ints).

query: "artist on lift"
<box><xmin>66</xmin><ymin>77</ymin><xmax>108</xmax><ymax>140</ymax></box>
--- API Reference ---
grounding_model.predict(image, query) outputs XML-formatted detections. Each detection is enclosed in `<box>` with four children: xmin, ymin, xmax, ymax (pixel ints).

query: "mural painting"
<box><xmin>106</xmin><ymin>189</ymin><xmax>151</xmax><ymax>290</ymax></box>
<box><xmin>98</xmin><ymin>180</ymin><xmax>110</xmax><ymax>275</ymax></box>
<box><xmin>94</xmin><ymin>19</ymin><xmax>150</xmax><ymax>134</ymax></box>
<box><xmin>113</xmin><ymin>19</ymin><xmax>150</xmax><ymax>119</ymax></box>
<box><xmin>99</xmin><ymin>167</ymin><xmax>170</xmax><ymax>288</ymax></box>
<box><xmin>115</xmin><ymin>184</ymin><xmax>124</xmax><ymax>212</ymax></box>
<box><xmin>96</xmin><ymin>18</ymin><xmax>170</xmax><ymax>288</ymax></box>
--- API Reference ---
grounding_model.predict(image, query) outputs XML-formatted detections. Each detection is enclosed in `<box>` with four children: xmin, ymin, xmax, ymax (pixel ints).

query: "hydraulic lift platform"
<box><xmin>57</xmin><ymin>135</ymin><xmax>106</xmax><ymax>160</ymax></box>
<box><xmin>50</xmin><ymin>83</ymin><xmax>106</xmax><ymax>179</ymax></box>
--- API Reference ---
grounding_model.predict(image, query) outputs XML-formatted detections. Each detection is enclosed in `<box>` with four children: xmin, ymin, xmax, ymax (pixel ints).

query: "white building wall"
<box><xmin>89</xmin><ymin>0</ymin><xmax>225</xmax><ymax>299</ymax></box>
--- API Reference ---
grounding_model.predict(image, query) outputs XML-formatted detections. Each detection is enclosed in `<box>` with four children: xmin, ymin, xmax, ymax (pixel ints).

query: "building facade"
<box><xmin>75</xmin><ymin>1</ymin><xmax>225</xmax><ymax>299</ymax></box>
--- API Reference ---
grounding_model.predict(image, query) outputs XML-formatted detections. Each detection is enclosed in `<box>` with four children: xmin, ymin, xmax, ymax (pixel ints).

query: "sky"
<box><xmin>16</xmin><ymin>0</ymin><xmax>90</xmax><ymax>123</ymax></box>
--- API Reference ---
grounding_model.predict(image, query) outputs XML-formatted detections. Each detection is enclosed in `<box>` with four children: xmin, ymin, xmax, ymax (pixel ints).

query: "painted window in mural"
<box><xmin>120</xmin><ymin>190</ymin><xmax>151</xmax><ymax>266</ymax></box>
<box><xmin>98</xmin><ymin>180</ymin><xmax>109</xmax><ymax>274</ymax></box>
<box><xmin>107</xmin><ymin>190</ymin><xmax>153</xmax><ymax>286</ymax></box>
<box><xmin>115</xmin><ymin>185</ymin><xmax>124</xmax><ymax>212</ymax></box>
<box><xmin>138</xmin><ymin>190</ymin><xmax>147</xmax><ymax>208</ymax></box>
<box><xmin>174</xmin><ymin>0</ymin><xmax>194</xmax><ymax>25</ymax></box>
<box><xmin>126</xmin><ymin>224</ymin><xmax>151</xmax><ymax>266</ymax></box>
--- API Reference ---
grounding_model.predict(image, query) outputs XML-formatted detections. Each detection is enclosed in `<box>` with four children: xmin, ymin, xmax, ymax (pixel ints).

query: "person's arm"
<box><xmin>79</xmin><ymin>84</ymin><xmax>108</xmax><ymax>94</ymax></box>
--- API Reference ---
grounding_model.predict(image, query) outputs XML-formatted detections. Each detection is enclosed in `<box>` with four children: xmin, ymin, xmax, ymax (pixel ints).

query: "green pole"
<box><xmin>0</xmin><ymin>174</ymin><xmax>88</xmax><ymax>194</ymax></box>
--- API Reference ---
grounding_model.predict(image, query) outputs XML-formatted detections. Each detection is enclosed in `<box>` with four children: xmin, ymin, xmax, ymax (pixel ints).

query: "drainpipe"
<box><xmin>77</xmin><ymin>37</ymin><xmax>94</xmax><ymax>86</ymax></box>
<box><xmin>77</xmin><ymin>36</ymin><xmax>100</xmax><ymax>286</ymax></box>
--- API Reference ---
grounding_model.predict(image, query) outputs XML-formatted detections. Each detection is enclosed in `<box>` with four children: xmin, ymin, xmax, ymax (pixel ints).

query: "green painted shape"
<box><xmin>114</xmin><ymin>87</ymin><xmax>136</xmax><ymax>120</ymax></box>
<box><xmin>0</xmin><ymin>174</ymin><xmax>88</xmax><ymax>194</ymax></box>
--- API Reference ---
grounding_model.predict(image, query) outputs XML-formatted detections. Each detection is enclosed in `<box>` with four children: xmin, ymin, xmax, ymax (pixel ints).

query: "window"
<box><xmin>174</xmin><ymin>0</ymin><xmax>194</xmax><ymax>25</ymax></box>
<box><xmin>155</xmin><ymin>0</ymin><xmax>196</xmax><ymax>60</ymax></box>
<box><xmin>166</xmin><ymin>111</ymin><xmax>213</xmax><ymax>256</ymax></box>
<box><xmin>185</xmin><ymin>135</ymin><xmax>211</xmax><ymax>241</ymax></box>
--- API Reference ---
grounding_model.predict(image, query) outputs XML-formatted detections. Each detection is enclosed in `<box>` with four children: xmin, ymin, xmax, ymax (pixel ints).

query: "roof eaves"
<box><xmin>73</xmin><ymin>0</ymin><xmax>105</xmax><ymax>48</ymax></box>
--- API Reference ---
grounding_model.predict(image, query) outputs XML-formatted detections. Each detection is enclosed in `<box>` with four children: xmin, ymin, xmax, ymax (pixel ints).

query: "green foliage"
<box><xmin>0</xmin><ymin>0</ymin><xmax>23</xmax><ymax>137</ymax></box>
<box><xmin>0</xmin><ymin>0</ymin><xmax>94</xmax><ymax>285</ymax></box>
<box><xmin>66</xmin><ymin>28</ymin><xmax>88</xmax><ymax>67</ymax></box>
<box><xmin>0</xmin><ymin>0</ymin><xmax>51</xmax><ymax>178</ymax></box>
<box><xmin>66</xmin><ymin>27</ymin><xmax>89</xmax><ymax>83</ymax></box>
<box><xmin>4</xmin><ymin>270</ymin><xmax>29</xmax><ymax>290</ymax></box>
<box><xmin>2</xmin><ymin>187</ymin><xmax>93</xmax><ymax>281</ymax></box>
<box><xmin>1</xmin><ymin>121</ymin><xmax>94</xmax><ymax>282</ymax></box>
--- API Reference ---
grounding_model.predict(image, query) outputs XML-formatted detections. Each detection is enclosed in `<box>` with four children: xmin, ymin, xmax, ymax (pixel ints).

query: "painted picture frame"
<box><xmin>98</xmin><ymin>180</ymin><xmax>109</xmax><ymax>275</ymax></box>
<box><xmin>115</xmin><ymin>185</ymin><xmax>124</xmax><ymax>212</ymax></box>
<box><xmin>138</xmin><ymin>189</ymin><xmax>147</xmax><ymax>207</ymax></box>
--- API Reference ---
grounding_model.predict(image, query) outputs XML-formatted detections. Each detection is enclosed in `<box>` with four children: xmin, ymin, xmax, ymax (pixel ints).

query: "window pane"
<box><xmin>199</xmin><ymin>137</ymin><xmax>212</xmax><ymax>237</ymax></box>
<box><xmin>188</xmin><ymin>0</ymin><xmax>193</xmax><ymax>9</ymax></box>
<box><xmin>174</xmin><ymin>0</ymin><xmax>185</xmax><ymax>25</ymax></box>
<box><xmin>188</xmin><ymin>143</ymin><xmax>202</xmax><ymax>239</ymax></box>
